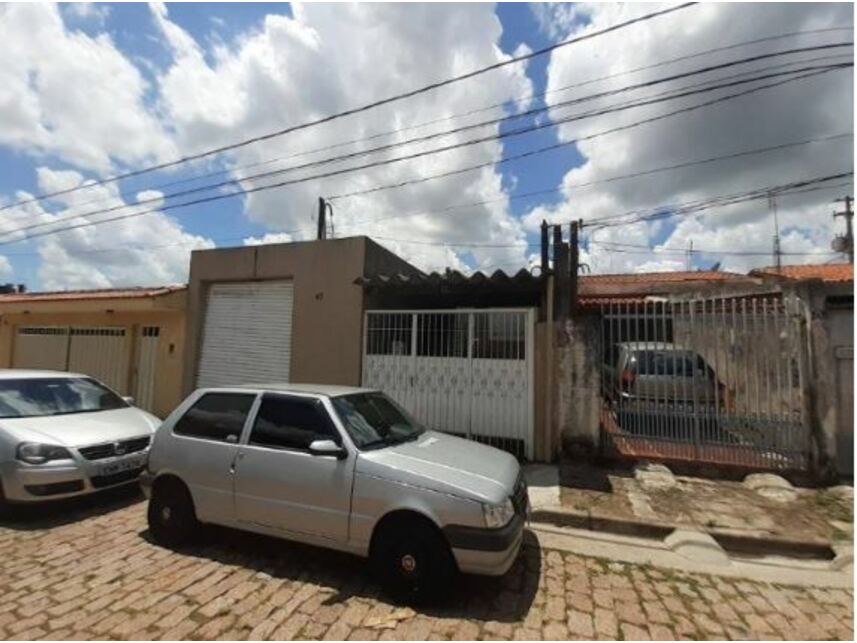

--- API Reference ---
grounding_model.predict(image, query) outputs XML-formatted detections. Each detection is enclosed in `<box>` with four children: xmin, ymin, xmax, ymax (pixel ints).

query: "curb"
<box><xmin>530</xmin><ymin>506</ymin><xmax>839</xmax><ymax>562</ymax></box>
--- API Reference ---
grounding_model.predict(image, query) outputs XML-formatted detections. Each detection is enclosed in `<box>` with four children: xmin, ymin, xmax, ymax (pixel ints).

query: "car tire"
<box><xmin>147</xmin><ymin>479</ymin><xmax>198</xmax><ymax>547</ymax></box>
<box><xmin>373</xmin><ymin>519</ymin><xmax>457</xmax><ymax>604</ymax></box>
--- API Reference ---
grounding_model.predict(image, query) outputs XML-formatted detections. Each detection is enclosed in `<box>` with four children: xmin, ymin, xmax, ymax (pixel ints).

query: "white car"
<box><xmin>0</xmin><ymin>370</ymin><xmax>161</xmax><ymax>505</ymax></box>
<box><xmin>142</xmin><ymin>384</ymin><xmax>527</xmax><ymax>600</ymax></box>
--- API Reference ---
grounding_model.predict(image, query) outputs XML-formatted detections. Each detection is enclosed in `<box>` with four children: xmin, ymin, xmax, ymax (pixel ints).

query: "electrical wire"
<box><xmin>7</xmin><ymin>61</ymin><xmax>844</xmax><ymax>246</ymax></box>
<box><xmin>0</xmin><ymin>2</ymin><xmax>697</xmax><ymax>212</ymax></box>
<box><xmin>12</xmin><ymin>52</ymin><xmax>846</xmax><ymax>241</ymax></box>
<box><xmin>327</xmin><ymin>63</ymin><xmax>849</xmax><ymax>200</ymax></box>
<box><xmin>0</xmin><ymin>65</ymin><xmax>845</xmax><ymax>248</ymax></box>
<box><xmin>15</xmin><ymin>40</ymin><xmax>850</xmax><ymax>221</ymax></box>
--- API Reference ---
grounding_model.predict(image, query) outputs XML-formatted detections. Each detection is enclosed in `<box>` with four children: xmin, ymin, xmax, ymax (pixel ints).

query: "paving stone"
<box><xmin>0</xmin><ymin>499</ymin><xmax>851</xmax><ymax>641</ymax></box>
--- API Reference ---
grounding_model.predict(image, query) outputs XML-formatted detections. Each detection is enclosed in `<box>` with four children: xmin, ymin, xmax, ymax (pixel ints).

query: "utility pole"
<box><xmin>553</xmin><ymin>225</ymin><xmax>569</xmax><ymax>318</ymax></box>
<box><xmin>769</xmin><ymin>191</ymin><xmax>782</xmax><ymax>272</ymax></box>
<box><xmin>833</xmin><ymin>195</ymin><xmax>854</xmax><ymax>263</ymax></box>
<box><xmin>686</xmin><ymin>240</ymin><xmax>693</xmax><ymax>271</ymax></box>
<box><xmin>540</xmin><ymin>220</ymin><xmax>549</xmax><ymax>275</ymax></box>
<box><xmin>316</xmin><ymin>197</ymin><xmax>327</xmax><ymax>240</ymax></box>
<box><xmin>569</xmin><ymin>220</ymin><xmax>580</xmax><ymax>316</ymax></box>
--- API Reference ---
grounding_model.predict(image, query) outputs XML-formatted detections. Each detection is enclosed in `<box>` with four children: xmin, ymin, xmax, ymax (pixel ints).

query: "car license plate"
<box><xmin>97</xmin><ymin>455</ymin><xmax>145</xmax><ymax>477</ymax></box>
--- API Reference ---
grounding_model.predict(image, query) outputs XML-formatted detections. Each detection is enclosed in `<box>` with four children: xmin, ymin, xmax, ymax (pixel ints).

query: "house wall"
<box><xmin>0</xmin><ymin>299</ymin><xmax>186</xmax><ymax>418</ymax></box>
<box><xmin>799</xmin><ymin>283</ymin><xmax>855</xmax><ymax>478</ymax></box>
<box><xmin>183</xmin><ymin>237</ymin><xmax>383</xmax><ymax>395</ymax></box>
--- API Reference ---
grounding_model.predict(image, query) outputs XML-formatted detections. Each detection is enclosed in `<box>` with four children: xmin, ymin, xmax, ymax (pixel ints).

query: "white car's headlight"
<box><xmin>16</xmin><ymin>442</ymin><xmax>72</xmax><ymax>465</ymax></box>
<box><xmin>482</xmin><ymin>498</ymin><xmax>515</xmax><ymax>529</ymax></box>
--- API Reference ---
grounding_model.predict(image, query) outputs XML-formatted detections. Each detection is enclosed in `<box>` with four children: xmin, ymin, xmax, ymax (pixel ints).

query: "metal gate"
<box><xmin>362</xmin><ymin>309</ymin><xmax>535</xmax><ymax>459</ymax></box>
<box><xmin>599</xmin><ymin>295</ymin><xmax>811</xmax><ymax>470</ymax></box>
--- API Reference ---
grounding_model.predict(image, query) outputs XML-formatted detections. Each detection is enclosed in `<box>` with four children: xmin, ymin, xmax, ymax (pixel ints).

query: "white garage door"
<box><xmin>197</xmin><ymin>280</ymin><xmax>294</xmax><ymax>388</ymax></box>
<box><xmin>13</xmin><ymin>325</ymin><xmax>130</xmax><ymax>394</ymax></box>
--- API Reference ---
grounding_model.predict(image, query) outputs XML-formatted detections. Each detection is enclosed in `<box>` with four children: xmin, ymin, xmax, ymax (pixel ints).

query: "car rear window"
<box><xmin>173</xmin><ymin>392</ymin><xmax>255</xmax><ymax>442</ymax></box>
<box><xmin>633</xmin><ymin>351</ymin><xmax>698</xmax><ymax>376</ymax></box>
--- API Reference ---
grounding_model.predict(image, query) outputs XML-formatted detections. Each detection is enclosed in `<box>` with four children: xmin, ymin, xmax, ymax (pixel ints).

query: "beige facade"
<box><xmin>0</xmin><ymin>287</ymin><xmax>186</xmax><ymax>418</ymax></box>
<box><xmin>183</xmin><ymin>236</ymin><xmax>419</xmax><ymax>395</ymax></box>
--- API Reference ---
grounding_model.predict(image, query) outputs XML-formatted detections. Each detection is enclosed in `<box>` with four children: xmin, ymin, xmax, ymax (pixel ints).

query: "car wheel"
<box><xmin>147</xmin><ymin>479</ymin><xmax>198</xmax><ymax>547</ymax></box>
<box><xmin>373</xmin><ymin>520</ymin><xmax>457</xmax><ymax>604</ymax></box>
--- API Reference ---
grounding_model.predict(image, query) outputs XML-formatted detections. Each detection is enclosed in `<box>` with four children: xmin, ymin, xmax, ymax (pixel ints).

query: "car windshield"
<box><xmin>0</xmin><ymin>377</ymin><xmax>128</xmax><ymax>419</ymax></box>
<box><xmin>331</xmin><ymin>392</ymin><xmax>424</xmax><ymax>450</ymax></box>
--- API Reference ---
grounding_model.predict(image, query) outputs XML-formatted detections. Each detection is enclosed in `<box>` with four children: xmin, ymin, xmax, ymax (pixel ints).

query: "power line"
<box><xmin>588</xmin><ymin>240</ymin><xmax>839</xmax><ymax>256</ymax></box>
<box><xmin>583</xmin><ymin>173</ymin><xmax>853</xmax><ymax>230</ymax></box>
<box><xmin>0</xmin><ymin>2</ymin><xmax>697</xmax><ymax>213</ymax></box>
<box><xmin>10</xmin><ymin>174</ymin><xmax>849</xmax><ymax>262</ymax></box>
<box><xmin>13</xmin><ymin>52</ymin><xmax>846</xmax><ymax>241</ymax></box>
<box><xmin>0</xmin><ymin>66</ymin><xmax>846</xmax><ymax>248</ymax></box>
<box><xmin>327</xmin><ymin>63</ymin><xmax>849</xmax><ymax>200</ymax></box>
<box><xmin>8</xmin><ymin>62</ymin><xmax>844</xmax><ymax>243</ymax></box>
<box><xmin>334</xmin><ymin>132</ymin><xmax>851</xmax><ymax>232</ymax></box>
<box><xmin>17</xmin><ymin>39</ymin><xmax>850</xmax><ymax>222</ymax></box>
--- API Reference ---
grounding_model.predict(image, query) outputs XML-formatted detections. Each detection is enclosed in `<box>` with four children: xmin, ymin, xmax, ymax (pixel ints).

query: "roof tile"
<box><xmin>750</xmin><ymin>263</ymin><xmax>853</xmax><ymax>283</ymax></box>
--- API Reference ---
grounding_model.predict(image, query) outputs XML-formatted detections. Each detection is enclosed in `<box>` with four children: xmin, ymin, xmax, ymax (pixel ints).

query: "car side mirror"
<box><xmin>308</xmin><ymin>439</ymin><xmax>347</xmax><ymax>460</ymax></box>
<box><xmin>122</xmin><ymin>396</ymin><xmax>135</xmax><ymax>405</ymax></box>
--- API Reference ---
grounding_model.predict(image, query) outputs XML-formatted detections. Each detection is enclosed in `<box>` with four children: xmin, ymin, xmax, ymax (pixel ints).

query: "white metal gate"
<box><xmin>362</xmin><ymin>309</ymin><xmax>535</xmax><ymax>459</ymax></box>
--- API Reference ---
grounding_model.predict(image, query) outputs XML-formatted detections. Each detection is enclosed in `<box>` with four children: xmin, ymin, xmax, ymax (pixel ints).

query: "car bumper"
<box><xmin>0</xmin><ymin>452</ymin><xmax>148</xmax><ymax>503</ymax></box>
<box><xmin>444</xmin><ymin>513</ymin><xmax>525</xmax><ymax>576</ymax></box>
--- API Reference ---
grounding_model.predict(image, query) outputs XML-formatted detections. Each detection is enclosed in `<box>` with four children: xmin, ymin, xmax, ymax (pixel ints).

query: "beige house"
<box><xmin>183</xmin><ymin>236</ymin><xmax>420</xmax><ymax>393</ymax></box>
<box><xmin>0</xmin><ymin>286</ymin><xmax>186</xmax><ymax>418</ymax></box>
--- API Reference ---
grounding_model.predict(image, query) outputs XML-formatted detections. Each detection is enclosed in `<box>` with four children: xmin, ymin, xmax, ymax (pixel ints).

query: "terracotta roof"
<box><xmin>580</xmin><ymin>270</ymin><xmax>747</xmax><ymax>287</ymax></box>
<box><xmin>579</xmin><ymin>270</ymin><xmax>752</xmax><ymax>298</ymax></box>
<box><xmin>0</xmin><ymin>285</ymin><xmax>186</xmax><ymax>303</ymax></box>
<box><xmin>749</xmin><ymin>263</ymin><xmax>853</xmax><ymax>283</ymax></box>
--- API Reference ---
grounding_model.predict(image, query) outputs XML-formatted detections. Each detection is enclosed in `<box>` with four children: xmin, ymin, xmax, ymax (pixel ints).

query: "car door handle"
<box><xmin>229</xmin><ymin>452</ymin><xmax>244</xmax><ymax>474</ymax></box>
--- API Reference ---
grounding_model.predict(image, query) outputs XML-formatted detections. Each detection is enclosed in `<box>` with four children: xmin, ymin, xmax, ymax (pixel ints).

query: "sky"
<box><xmin>0</xmin><ymin>2</ymin><xmax>853</xmax><ymax>290</ymax></box>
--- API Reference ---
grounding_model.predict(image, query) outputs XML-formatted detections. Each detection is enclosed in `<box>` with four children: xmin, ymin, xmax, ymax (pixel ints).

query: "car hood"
<box><xmin>0</xmin><ymin>407</ymin><xmax>160</xmax><ymax>448</ymax></box>
<box><xmin>356</xmin><ymin>430</ymin><xmax>519</xmax><ymax>505</ymax></box>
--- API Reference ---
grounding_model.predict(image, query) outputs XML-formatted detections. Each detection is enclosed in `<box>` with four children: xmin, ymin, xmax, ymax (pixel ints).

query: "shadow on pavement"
<box><xmin>0</xmin><ymin>484</ymin><xmax>143</xmax><ymax>530</ymax></box>
<box><xmin>139</xmin><ymin>522</ymin><xmax>541</xmax><ymax>623</ymax></box>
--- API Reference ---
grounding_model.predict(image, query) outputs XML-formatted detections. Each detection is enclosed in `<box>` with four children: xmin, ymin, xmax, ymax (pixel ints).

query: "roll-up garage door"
<box><xmin>196</xmin><ymin>280</ymin><xmax>294</xmax><ymax>388</ymax></box>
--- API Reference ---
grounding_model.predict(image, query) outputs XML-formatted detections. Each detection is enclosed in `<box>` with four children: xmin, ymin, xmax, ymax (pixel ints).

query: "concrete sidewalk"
<box><xmin>523</xmin><ymin>462</ymin><xmax>854</xmax><ymax>574</ymax></box>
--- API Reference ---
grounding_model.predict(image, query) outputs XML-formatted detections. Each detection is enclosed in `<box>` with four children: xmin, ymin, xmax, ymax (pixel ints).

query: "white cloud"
<box><xmin>0</xmin><ymin>3</ymin><xmax>175</xmax><ymax>174</ymax></box>
<box><xmin>136</xmin><ymin>189</ymin><xmax>164</xmax><ymax>208</ymax></box>
<box><xmin>151</xmin><ymin>2</ymin><xmax>534</xmax><ymax>273</ymax></box>
<box><xmin>63</xmin><ymin>3</ymin><xmax>111</xmax><ymax>26</ymax></box>
<box><xmin>243</xmin><ymin>232</ymin><xmax>293</xmax><ymax>246</ymax></box>
<box><xmin>2</xmin><ymin>168</ymin><xmax>213</xmax><ymax>290</ymax></box>
<box><xmin>527</xmin><ymin>2</ymin><xmax>853</xmax><ymax>273</ymax></box>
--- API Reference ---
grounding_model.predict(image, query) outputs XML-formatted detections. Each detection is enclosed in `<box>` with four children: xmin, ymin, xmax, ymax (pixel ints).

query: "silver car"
<box><xmin>0</xmin><ymin>370</ymin><xmax>161</xmax><ymax>505</ymax></box>
<box><xmin>142</xmin><ymin>383</ymin><xmax>527</xmax><ymax>600</ymax></box>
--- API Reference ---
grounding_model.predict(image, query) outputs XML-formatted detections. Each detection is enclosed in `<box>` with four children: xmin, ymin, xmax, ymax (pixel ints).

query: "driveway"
<box><xmin>0</xmin><ymin>488</ymin><xmax>852</xmax><ymax>640</ymax></box>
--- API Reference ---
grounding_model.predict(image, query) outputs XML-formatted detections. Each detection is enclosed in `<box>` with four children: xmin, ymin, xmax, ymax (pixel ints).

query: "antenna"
<box><xmin>769</xmin><ymin>191</ymin><xmax>782</xmax><ymax>271</ymax></box>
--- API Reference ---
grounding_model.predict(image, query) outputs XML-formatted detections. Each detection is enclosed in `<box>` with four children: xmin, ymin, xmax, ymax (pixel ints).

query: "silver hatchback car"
<box><xmin>142</xmin><ymin>383</ymin><xmax>528</xmax><ymax>599</ymax></box>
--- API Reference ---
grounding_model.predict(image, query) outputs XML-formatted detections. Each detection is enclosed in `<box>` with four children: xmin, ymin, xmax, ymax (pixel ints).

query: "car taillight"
<box><xmin>621</xmin><ymin>369</ymin><xmax>635</xmax><ymax>390</ymax></box>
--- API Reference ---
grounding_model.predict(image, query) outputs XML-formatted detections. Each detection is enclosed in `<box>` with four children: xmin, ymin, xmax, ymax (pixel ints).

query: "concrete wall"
<box><xmin>183</xmin><ymin>237</ymin><xmax>422</xmax><ymax>396</ymax></box>
<box><xmin>0</xmin><ymin>292</ymin><xmax>186</xmax><ymax>418</ymax></box>
<box><xmin>554</xmin><ymin>315</ymin><xmax>602</xmax><ymax>455</ymax></box>
<box><xmin>799</xmin><ymin>282</ymin><xmax>854</xmax><ymax>478</ymax></box>
<box><xmin>183</xmin><ymin>237</ymin><xmax>372</xmax><ymax>394</ymax></box>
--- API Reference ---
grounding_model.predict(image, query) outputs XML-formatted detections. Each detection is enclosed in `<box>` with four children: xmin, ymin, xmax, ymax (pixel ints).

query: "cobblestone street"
<box><xmin>0</xmin><ymin>489</ymin><xmax>852</xmax><ymax>641</ymax></box>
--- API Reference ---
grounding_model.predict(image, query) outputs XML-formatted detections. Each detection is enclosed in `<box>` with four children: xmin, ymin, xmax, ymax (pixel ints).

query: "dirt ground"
<box><xmin>558</xmin><ymin>462</ymin><xmax>853</xmax><ymax>548</ymax></box>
